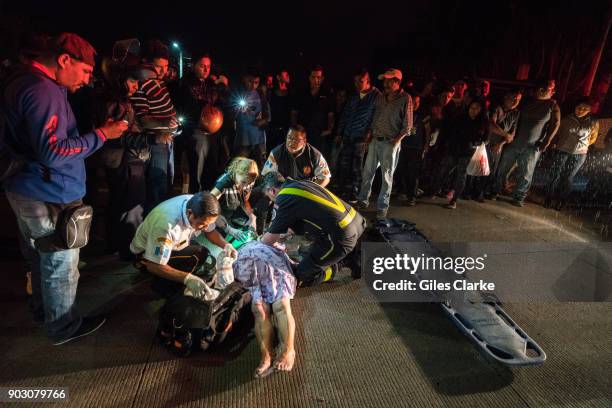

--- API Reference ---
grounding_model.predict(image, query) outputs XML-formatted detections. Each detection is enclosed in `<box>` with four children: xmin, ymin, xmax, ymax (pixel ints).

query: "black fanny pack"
<box><xmin>35</xmin><ymin>203</ymin><xmax>94</xmax><ymax>252</ymax></box>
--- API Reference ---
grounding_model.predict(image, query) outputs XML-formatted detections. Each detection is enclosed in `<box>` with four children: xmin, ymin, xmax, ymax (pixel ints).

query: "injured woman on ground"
<box><xmin>232</xmin><ymin>241</ymin><xmax>298</xmax><ymax>378</ymax></box>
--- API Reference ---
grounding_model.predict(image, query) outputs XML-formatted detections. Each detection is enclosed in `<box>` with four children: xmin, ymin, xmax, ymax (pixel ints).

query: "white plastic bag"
<box><xmin>466</xmin><ymin>143</ymin><xmax>490</xmax><ymax>176</ymax></box>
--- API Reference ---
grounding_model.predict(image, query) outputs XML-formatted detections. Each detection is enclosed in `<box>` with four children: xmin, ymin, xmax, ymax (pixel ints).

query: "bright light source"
<box><xmin>172</xmin><ymin>42</ymin><xmax>180</xmax><ymax>49</ymax></box>
<box><xmin>238</xmin><ymin>99</ymin><xmax>247</xmax><ymax>107</ymax></box>
<box><xmin>178</xmin><ymin>116</ymin><xmax>185</xmax><ymax>123</ymax></box>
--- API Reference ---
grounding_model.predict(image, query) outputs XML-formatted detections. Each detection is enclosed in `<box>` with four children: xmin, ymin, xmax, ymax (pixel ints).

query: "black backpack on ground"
<box><xmin>157</xmin><ymin>281</ymin><xmax>254</xmax><ymax>357</ymax></box>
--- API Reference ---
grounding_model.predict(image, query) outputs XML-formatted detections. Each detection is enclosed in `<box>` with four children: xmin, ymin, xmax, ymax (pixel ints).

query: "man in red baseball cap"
<box><xmin>43</xmin><ymin>32</ymin><xmax>98</xmax><ymax>92</ymax></box>
<box><xmin>2</xmin><ymin>32</ymin><xmax>127</xmax><ymax>345</ymax></box>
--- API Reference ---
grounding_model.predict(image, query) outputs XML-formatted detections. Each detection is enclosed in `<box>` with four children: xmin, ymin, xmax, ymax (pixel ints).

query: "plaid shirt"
<box><xmin>370</xmin><ymin>89</ymin><xmax>414</xmax><ymax>140</ymax></box>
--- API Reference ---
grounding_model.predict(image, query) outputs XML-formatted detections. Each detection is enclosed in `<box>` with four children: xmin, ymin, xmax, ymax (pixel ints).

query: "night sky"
<box><xmin>1</xmin><ymin>0</ymin><xmax>610</xmax><ymax>89</ymax></box>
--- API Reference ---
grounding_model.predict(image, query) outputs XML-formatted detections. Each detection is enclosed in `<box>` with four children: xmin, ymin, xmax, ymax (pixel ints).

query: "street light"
<box><xmin>172</xmin><ymin>42</ymin><xmax>183</xmax><ymax>79</ymax></box>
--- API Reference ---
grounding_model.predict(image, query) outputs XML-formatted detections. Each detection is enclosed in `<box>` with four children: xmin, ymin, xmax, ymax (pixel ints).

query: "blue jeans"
<box><xmin>357</xmin><ymin>138</ymin><xmax>401</xmax><ymax>211</ymax></box>
<box><xmin>494</xmin><ymin>145</ymin><xmax>541</xmax><ymax>202</ymax></box>
<box><xmin>546</xmin><ymin>150</ymin><xmax>587</xmax><ymax>200</ymax></box>
<box><xmin>6</xmin><ymin>192</ymin><xmax>82</xmax><ymax>342</ymax></box>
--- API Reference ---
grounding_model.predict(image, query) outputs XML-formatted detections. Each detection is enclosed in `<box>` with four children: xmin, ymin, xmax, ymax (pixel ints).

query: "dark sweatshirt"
<box><xmin>447</xmin><ymin>113</ymin><xmax>489</xmax><ymax>157</ymax></box>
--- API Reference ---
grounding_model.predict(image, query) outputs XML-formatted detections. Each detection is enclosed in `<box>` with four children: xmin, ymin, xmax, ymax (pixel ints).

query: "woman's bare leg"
<box><xmin>252</xmin><ymin>302</ymin><xmax>274</xmax><ymax>377</ymax></box>
<box><xmin>272</xmin><ymin>297</ymin><xmax>296</xmax><ymax>371</ymax></box>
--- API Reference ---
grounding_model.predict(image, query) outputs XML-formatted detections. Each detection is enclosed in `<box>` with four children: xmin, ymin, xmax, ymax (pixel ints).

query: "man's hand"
<box><xmin>536</xmin><ymin>140</ymin><xmax>550</xmax><ymax>153</ymax></box>
<box><xmin>183</xmin><ymin>273</ymin><xmax>208</xmax><ymax>298</ymax></box>
<box><xmin>214</xmin><ymin>75</ymin><xmax>229</xmax><ymax>87</ymax></box>
<box><xmin>98</xmin><ymin>119</ymin><xmax>129</xmax><ymax>140</ymax></box>
<box><xmin>260</xmin><ymin>232</ymin><xmax>282</xmax><ymax>246</ymax></box>
<box><xmin>392</xmin><ymin>136</ymin><xmax>403</xmax><ymax>146</ymax></box>
<box><xmin>504</xmin><ymin>132</ymin><xmax>514</xmax><ymax>143</ymax></box>
<box><xmin>321</xmin><ymin>129</ymin><xmax>333</xmax><ymax>138</ymax></box>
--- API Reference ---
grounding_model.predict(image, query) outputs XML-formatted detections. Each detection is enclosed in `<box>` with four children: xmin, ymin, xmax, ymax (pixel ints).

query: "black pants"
<box><xmin>395</xmin><ymin>147</ymin><xmax>423</xmax><ymax>199</ymax></box>
<box><xmin>186</xmin><ymin>129</ymin><xmax>224</xmax><ymax>192</ymax></box>
<box><xmin>336</xmin><ymin>140</ymin><xmax>367</xmax><ymax>198</ymax></box>
<box><xmin>432</xmin><ymin>155</ymin><xmax>471</xmax><ymax>200</ymax></box>
<box><xmin>105</xmin><ymin>152</ymin><xmax>148</xmax><ymax>259</ymax></box>
<box><xmin>148</xmin><ymin>245</ymin><xmax>210</xmax><ymax>299</ymax></box>
<box><xmin>295</xmin><ymin>214</ymin><xmax>366</xmax><ymax>285</ymax></box>
<box><xmin>145</xmin><ymin>143</ymin><xmax>173</xmax><ymax>213</ymax></box>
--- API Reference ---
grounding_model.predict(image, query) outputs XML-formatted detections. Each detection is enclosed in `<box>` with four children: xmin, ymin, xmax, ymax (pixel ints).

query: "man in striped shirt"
<box><xmin>355</xmin><ymin>68</ymin><xmax>414</xmax><ymax>220</ymax></box>
<box><xmin>335</xmin><ymin>69</ymin><xmax>380</xmax><ymax>201</ymax></box>
<box><xmin>130</xmin><ymin>40</ymin><xmax>178</xmax><ymax>212</ymax></box>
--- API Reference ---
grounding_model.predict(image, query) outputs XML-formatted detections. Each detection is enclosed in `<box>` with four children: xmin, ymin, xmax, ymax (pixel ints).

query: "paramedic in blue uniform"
<box><xmin>257</xmin><ymin>172</ymin><xmax>366</xmax><ymax>285</ymax></box>
<box><xmin>130</xmin><ymin>191</ymin><xmax>237</xmax><ymax>298</ymax></box>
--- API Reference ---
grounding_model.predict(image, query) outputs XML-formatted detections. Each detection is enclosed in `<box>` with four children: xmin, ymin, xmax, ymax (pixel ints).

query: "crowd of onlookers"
<box><xmin>2</xmin><ymin>32</ymin><xmax>610</xmax><ymax>352</ymax></box>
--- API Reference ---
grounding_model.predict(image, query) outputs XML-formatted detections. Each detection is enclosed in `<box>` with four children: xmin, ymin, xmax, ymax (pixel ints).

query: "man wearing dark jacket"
<box><xmin>258</xmin><ymin>172</ymin><xmax>365</xmax><ymax>286</ymax></box>
<box><xmin>262</xmin><ymin>125</ymin><xmax>331</xmax><ymax>186</ymax></box>
<box><xmin>176</xmin><ymin>52</ymin><xmax>229</xmax><ymax>192</ymax></box>
<box><xmin>2</xmin><ymin>33</ymin><xmax>127</xmax><ymax>345</ymax></box>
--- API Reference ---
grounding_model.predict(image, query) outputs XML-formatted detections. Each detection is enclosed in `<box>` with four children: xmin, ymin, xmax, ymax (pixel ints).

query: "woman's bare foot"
<box><xmin>254</xmin><ymin>354</ymin><xmax>274</xmax><ymax>378</ymax></box>
<box><xmin>273</xmin><ymin>349</ymin><xmax>296</xmax><ymax>372</ymax></box>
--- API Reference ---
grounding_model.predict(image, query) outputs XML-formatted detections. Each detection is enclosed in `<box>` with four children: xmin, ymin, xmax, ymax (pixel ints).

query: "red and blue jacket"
<box><xmin>2</xmin><ymin>63</ymin><xmax>106</xmax><ymax>204</ymax></box>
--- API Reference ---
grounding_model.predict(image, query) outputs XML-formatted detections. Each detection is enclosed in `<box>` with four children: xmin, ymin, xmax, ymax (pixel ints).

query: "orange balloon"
<box><xmin>200</xmin><ymin>105</ymin><xmax>224</xmax><ymax>134</ymax></box>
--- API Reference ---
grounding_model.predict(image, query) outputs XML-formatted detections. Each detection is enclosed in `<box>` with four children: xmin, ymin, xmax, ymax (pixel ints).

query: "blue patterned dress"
<box><xmin>233</xmin><ymin>241</ymin><xmax>297</xmax><ymax>304</ymax></box>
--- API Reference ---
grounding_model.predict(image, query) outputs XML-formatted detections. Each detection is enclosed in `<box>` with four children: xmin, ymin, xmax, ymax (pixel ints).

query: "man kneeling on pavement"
<box><xmin>130</xmin><ymin>191</ymin><xmax>237</xmax><ymax>299</ymax></box>
<box><xmin>131</xmin><ymin>191</ymin><xmax>299</xmax><ymax>377</ymax></box>
<box><xmin>257</xmin><ymin>171</ymin><xmax>366</xmax><ymax>286</ymax></box>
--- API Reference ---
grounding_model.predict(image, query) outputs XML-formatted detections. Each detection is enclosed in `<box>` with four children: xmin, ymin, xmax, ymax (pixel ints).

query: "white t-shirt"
<box><xmin>130</xmin><ymin>195</ymin><xmax>214</xmax><ymax>265</ymax></box>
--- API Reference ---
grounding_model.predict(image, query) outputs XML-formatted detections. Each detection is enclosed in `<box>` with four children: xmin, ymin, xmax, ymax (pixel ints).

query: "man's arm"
<box><xmin>142</xmin><ymin>259</ymin><xmax>212</xmax><ymax>299</ymax></box>
<box><xmin>205</xmin><ymin>228</ymin><xmax>230</xmax><ymax>249</ymax></box>
<box><xmin>313</xmin><ymin>154</ymin><xmax>331</xmax><ymax>187</ymax></box>
<box><xmin>541</xmin><ymin>102</ymin><xmax>561</xmax><ymax>151</ymax></box>
<box><xmin>22</xmin><ymin>85</ymin><xmax>111</xmax><ymax>165</ymax></box>
<box><xmin>142</xmin><ymin>259</ymin><xmax>190</xmax><ymax>282</ymax></box>
<box><xmin>130</xmin><ymin>89</ymin><xmax>151</xmax><ymax>118</ymax></box>
<box><xmin>588</xmin><ymin>120</ymin><xmax>600</xmax><ymax>146</ymax></box>
<box><xmin>489</xmin><ymin>108</ymin><xmax>512</xmax><ymax>141</ymax></box>
<box><xmin>261</xmin><ymin>232</ymin><xmax>282</xmax><ymax>245</ymax></box>
<box><xmin>261</xmin><ymin>151</ymin><xmax>278</xmax><ymax>176</ymax></box>
<box><xmin>392</xmin><ymin>94</ymin><xmax>414</xmax><ymax>145</ymax></box>
<box><xmin>316</xmin><ymin>177</ymin><xmax>330</xmax><ymax>188</ymax></box>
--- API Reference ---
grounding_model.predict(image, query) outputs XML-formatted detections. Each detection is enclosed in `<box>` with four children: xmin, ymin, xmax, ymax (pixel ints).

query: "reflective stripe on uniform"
<box><xmin>303</xmin><ymin>219</ymin><xmax>323</xmax><ymax>230</ymax></box>
<box><xmin>339</xmin><ymin>207</ymin><xmax>356</xmax><ymax>228</ymax></box>
<box><xmin>323</xmin><ymin>266</ymin><xmax>334</xmax><ymax>282</ymax></box>
<box><xmin>278</xmin><ymin>187</ymin><xmax>355</xmax><ymax>229</ymax></box>
<box><xmin>320</xmin><ymin>234</ymin><xmax>334</xmax><ymax>260</ymax></box>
